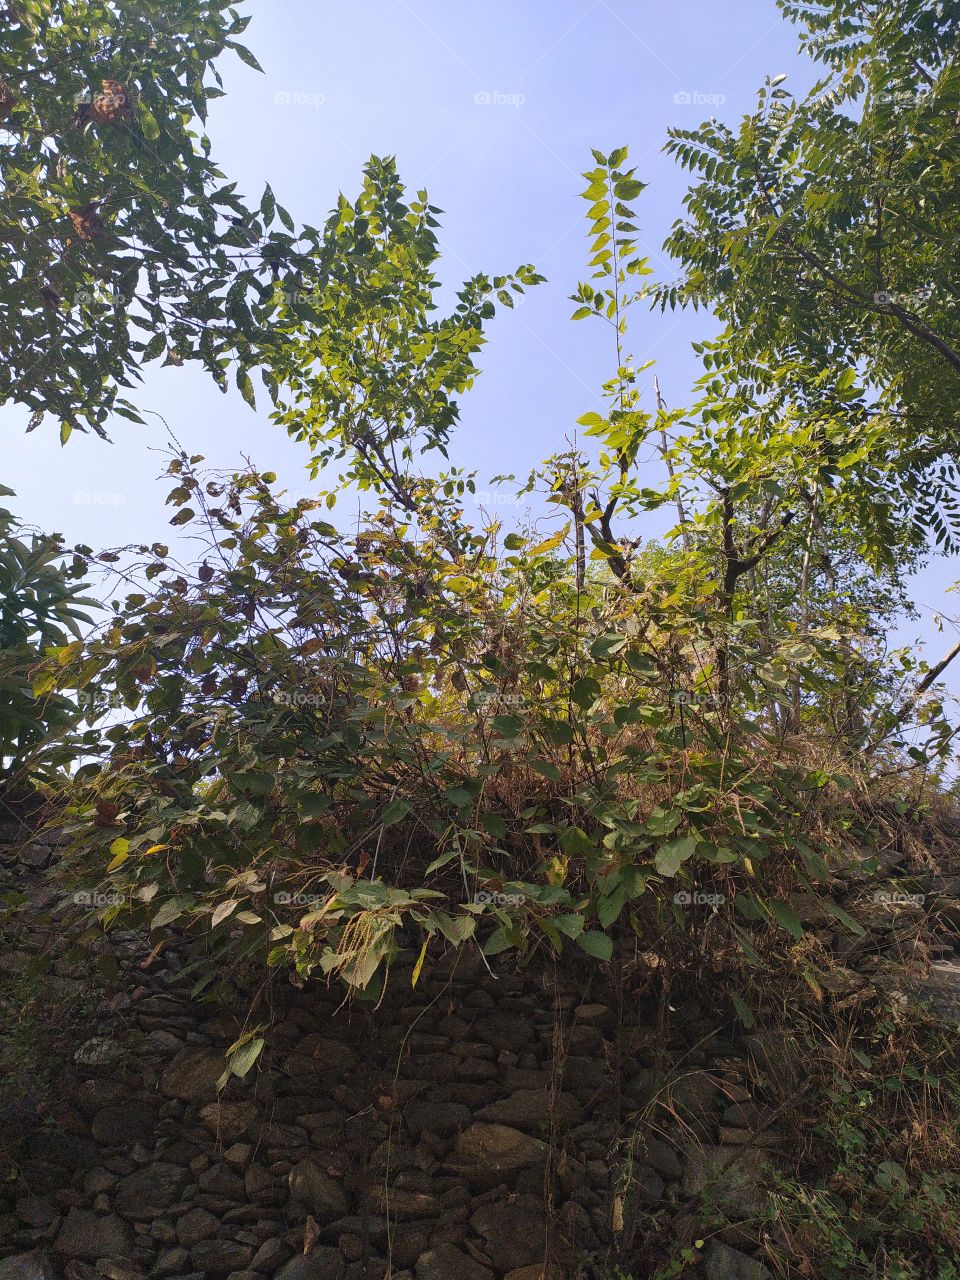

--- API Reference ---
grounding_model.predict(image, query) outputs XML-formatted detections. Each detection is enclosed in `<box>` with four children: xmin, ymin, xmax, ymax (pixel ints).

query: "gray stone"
<box><xmin>274</xmin><ymin>1250</ymin><xmax>343</xmax><ymax>1280</ymax></box>
<box><xmin>404</xmin><ymin>1101</ymin><xmax>471</xmax><ymax>1139</ymax></box>
<box><xmin>449</xmin><ymin>1123</ymin><xmax>547</xmax><ymax>1189</ymax></box>
<box><xmin>197</xmin><ymin>1163</ymin><xmax>245</xmax><ymax>1199</ymax></box>
<box><xmin>84</xmin><ymin>1169</ymin><xmax>118</xmax><ymax>1195</ymax></box>
<box><xmin>91</xmin><ymin>1103</ymin><xmax>158</xmax><ymax>1148</ymax></box>
<box><xmin>639</xmin><ymin>1135</ymin><xmax>683</xmax><ymax>1179</ymax></box>
<box><xmin>114</xmin><ymin>1163</ymin><xmax>186</xmax><ymax>1219</ymax></box>
<box><xmin>502</xmin><ymin>1268</ymin><xmax>564</xmax><ymax>1280</ymax></box>
<box><xmin>198</xmin><ymin>1102</ymin><xmax>259</xmax><ymax>1144</ymax></box>
<box><xmin>160</xmin><ymin>1048</ymin><xmax>227</xmax><ymax>1103</ymax></box>
<box><xmin>416</xmin><ymin>1245</ymin><xmax>494</xmax><ymax>1280</ymax></box>
<box><xmin>153</xmin><ymin>1247</ymin><xmax>190</xmax><ymax>1277</ymax></box>
<box><xmin>96</xmin><ymin>1262</ymin><xmax>145</xmax><ymax>1280</ymax></box>
<box><xmin>477</xmin><ymin>1090</ymin><xmax>581</xmax><ymax>1132</ymax></box>
<box><xmin>244</xmin><ymin>1166</ymin><xmax>277</xmax><ymax>1203</ymax></box>
<box><xmin>627</xmin><ymin>1165</ymin><xmax>665</xmax><ymax>1205</ymax></box>
<box><xmin>20</xmin><ymin>844</ymin><xmax>53</xmax><ymax>869</ymax></box>
<box><xmin>668</xmin><ymin>1071</ymin><xmax>720</xmax><ymax>1128</ymax></box>
<box><xmin>16</xmin><ymin>1196</ymin><xmax>59</xmax><ymax>1229</ymax></box>
<box><xmin>73</xmin><ymin>1037</ymin><xmax>124</xmax><ymax>1069</ymax></box>
<box><xmin>472</xmin><ymin>1016</ymin><xmax>533</xmax><ymax>1054</ymax></box>
<box><xmin>189</xmin><ymin>1241</ymin><xmax>253</xmax><ymax>1274</ymax></box>
<box><xmin>0</xmin><ymin>1252</ymin><xmax>57</xmax><ymax>1280</ymax></box>
<box><xmin>367</xmin><ymin>1186</ymin><xmax>440</xmax><ymax>1219</ymax></box>
<box><xmin>469</xmin><ymin>1195</ymin><xmax>546</xmax><ymax>1269</ymax></box>
<box><xmin>176</xmin><ymin>1208</ymin><xmax>218</xmax><ymax>1247</ymax></box>
<box><xmin>292</xmin><ymin>1035</ymin><xmax>358</xmax><ymax>1070</ymax></box>
<box><xmin>224</xmin><ymin>1143</ymin><xmax>253</xmax><ymax>1169</ymax></box>
<box><xmin>248</xmin><ymin>1238</ymin><xmax>290</xmax><ymax>1271</ymax></box>
<box><xmin>54</xmin><ymin>1210</ymin><xmax>132</xmax><ymax>1260</ymax></box>
<box><xmin>287</xmin><ymin>1159</ymin><xmax>349</xmax><ymax>1221</ymax></box>
<box><xmin>704</xmin><ymin>1241</ymin><xmax>774</xmax><ymax>1280</ymax></box>
<box><xmin>682</xmin><ymin>1146</ymin><xmax>774</xmax><ymax>1218</ymax></box>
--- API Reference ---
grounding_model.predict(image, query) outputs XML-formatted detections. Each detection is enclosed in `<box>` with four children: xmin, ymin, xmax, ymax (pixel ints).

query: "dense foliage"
<box><xmin>2</xmin><ymin>2</ymin><xmax>959</xmax><ymax>1273</ymax></box>
<box><xmin>28</xmin><ymin>144</ymin><xmax>954</xmax><ymax>1027</ymax></box>
<box><xmin>0</xmin><ymin>0</ymin><xmax>313</xmax><ymax>438</ymax></box>
<box><xmin>0</xmin><ymin>486</ymin><xmax>94</xmax><ymax>781</ymax></box>
<box><xmin>661</xmin><ymin>0</ymin><xmax>960</xmax><ymax>552</ymax></box>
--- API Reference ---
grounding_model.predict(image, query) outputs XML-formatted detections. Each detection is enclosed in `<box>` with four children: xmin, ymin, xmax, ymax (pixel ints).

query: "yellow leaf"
<box><xmin>545</xmin><ymin>855</ymin><xmax>568</xmax><ymax>886</ymax></box>
<box><xmin>411</xmin><ymin>938</ymin><xmax>428</xmax><ymax>988</ymax></box>
<box><xmin>612</xmin><ymin>1194</ymin><xmax>624</xmax><ymax>1233</ymax></box>
<box><xmin>144</xmin><ymin>844</ymin><xmax>169</xmax><ymax>855</ymax></box>
<box><xmin>528</xmin><ymin>523</ymin><xmax>570</xmax><ymax>558</ymax></box>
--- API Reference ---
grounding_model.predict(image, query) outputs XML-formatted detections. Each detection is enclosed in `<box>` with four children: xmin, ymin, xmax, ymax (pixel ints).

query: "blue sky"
<box><xmin>5</xmin><ymin>0</ymin><xmax>959</xmax><ymax>701</ymax></box>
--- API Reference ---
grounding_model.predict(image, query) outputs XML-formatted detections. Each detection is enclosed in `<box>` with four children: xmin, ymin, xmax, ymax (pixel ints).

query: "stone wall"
<box><xmin>0</xmin><ymin>832</ymin><xmax>782</xmax><ymax>1280</ymax></box>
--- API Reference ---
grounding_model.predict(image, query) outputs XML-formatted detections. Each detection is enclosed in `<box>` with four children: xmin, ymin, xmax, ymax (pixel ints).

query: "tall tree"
<box><xmin>0</xmin><ymin>0</ymin><xmax>304</xmax><ymax>439</ymax></box>
<box><xmin>659</xmin><ymin>0</ymin><xmax>960</xmax><ymax>553</ymax></box>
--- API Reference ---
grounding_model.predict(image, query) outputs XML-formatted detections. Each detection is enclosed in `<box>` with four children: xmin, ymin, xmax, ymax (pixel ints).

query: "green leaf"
<box><xmin>597</xmin><ymin>884</ymin><xmax>627</xmax><ymax>927</ymax></box>
<box><xmin>613</xmin><ymin>178</ymin><xmax>646</xmax><ymax>200</ymax></box>
<box><xmin>769</xmin><ymin>899</ymin><xmax>804</xmax><ymax>939</ymax></box>
<box><xmin>226</xmin><ymin>1035</ymin><xmax>264</xmax><ymax>1080</ymax></box>
<box><xmin>381</xmin><ymin>799</ymin><xmax>410</xmax><ymax>826</ymax></box>
<box><xmin>298</xmin><ymin>794</ymin><xmax>331</xmax><ymax>818</ymax></box>
<box><xmin>232</xmin><ymin>771</ymin><xmax>275</xmax><ymax>796</ymax></box>
<box><xmin>552</xmin><ymin>913</ymin><xmax>585</xmax><ymax>939</ymax></box>
<box><xmin>139</xmin><ymin>104</ymin><xmax>161</xmax><ymax>141</ymax></box>
<box><xmin>576</xmin><ymin>930</ymin><xmax>613</xmax><ymax>961</ymax></box>
<box><xmin>230</xmin><ymin>42</ymin><xmax>265</xmax><ymax>72</ymax></box>
<box><xmin>655</xmin><ymin>835</ymin><xmax>697</xmax><ymax>877</ymax></box>
<box><xmin>491</xmin><ymin>714</ymin><xmax>523</xmax><ymax>737</ymax></box>
<box><xmin>152</xmin><ymin>899</ymin><xmax>187</xmax><ymax>929</ymax></box>
<box><xmin>211</xmin><ymin>899</ymin><xmax>240</xmax><ymax>928</ymax></box>
<box><xmin>237</xmin><ymin>370</ymin><xmax>257</xmax><ymax>408</ymax></box>
<box><xmin>481</xmin><ymin>813</ymin><xmax>507</xmax><ymax>839</ymax></box>
<box><xmin>731</xmin><ymin>992</ymin><xmax>756</xmax><ymax>1028</ymax></box>
<box><xmin>483</xmin><ymin>925</ymin><xmax>519</xmax><ymax>955</ymax></box>
<box><xmin>822</xmin><ymin>899</ymin><xmax>866</xmax><ymax>937</ymax></box>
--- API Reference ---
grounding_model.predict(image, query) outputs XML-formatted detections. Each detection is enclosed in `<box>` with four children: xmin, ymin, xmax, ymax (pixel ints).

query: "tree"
<box><xmin>659</xmin><ymin>0</ymin><xmax>960</xmax><ymax>552</ymax></box>
<box><xmin>269</xmin><ymin>155</ymin><xmax>543</xmax><ymax>518</ymax></box>
<box><xmin>0</xmin><ymin>485</ymin><xmax>95</xmax><ymax>788</ymax></box>
<box><xmin>0</xmin><ymin>0</ymin><xmax>307</xmax><ymax>439</ymax></box>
